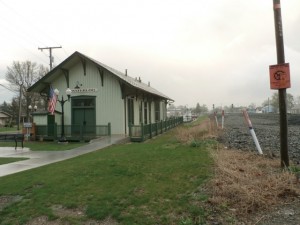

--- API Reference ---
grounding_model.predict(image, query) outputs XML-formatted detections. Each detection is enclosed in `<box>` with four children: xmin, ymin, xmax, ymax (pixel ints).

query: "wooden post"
<box><xmin>273</xmin><ymin>0</ymin><xmax>289</xmax><ymax>167</ymax></box>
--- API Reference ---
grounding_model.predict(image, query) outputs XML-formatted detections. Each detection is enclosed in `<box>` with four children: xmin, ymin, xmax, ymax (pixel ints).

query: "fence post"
<box><xmin>129</xmin><ymin>123</ymin><xmax>132</xmax><ymax>137</ymax></box>
<box><xmin>54</xmin><ymin>124</ymin><xmax>57</xmax><ymax>141</ymax></box>
<box><xmin>141</xmin><ymin>123</ymin><xmax>144</xmax><ymax>141</ymax></box>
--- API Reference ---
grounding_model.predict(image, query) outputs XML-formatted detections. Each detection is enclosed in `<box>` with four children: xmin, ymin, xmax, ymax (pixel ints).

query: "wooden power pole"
<box><xmin>38</xmin><ymin>46</ymin><xmax>62</xmax><ymax>70</ymax></box>
<box><xmin>272</xmin><ymin>0</ymin><xmax>289</xmax><ymax>167</ymax></box>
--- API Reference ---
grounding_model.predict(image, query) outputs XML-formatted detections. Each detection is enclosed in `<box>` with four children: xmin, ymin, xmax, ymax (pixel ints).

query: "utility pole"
<box><xmin>18</xmin><ymin>84</ymin><xmax>22</xmax><ymax>131</ymax></box>
<box><xmin>272</xmin><ymin>0</ymin><xmax>289</xmax><ymax>167</ymax></box>
<box><xmin>38</xmin><ymin>46</ymin><xmax>62</xmax><ymax>70</ymax></box>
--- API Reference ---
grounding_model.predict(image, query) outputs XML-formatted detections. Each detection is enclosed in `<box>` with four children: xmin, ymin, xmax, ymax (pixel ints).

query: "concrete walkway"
<box><xmin>0</xmin><ymin>135</ymin><xmax>128</xmax><ymax>177</ymax></box>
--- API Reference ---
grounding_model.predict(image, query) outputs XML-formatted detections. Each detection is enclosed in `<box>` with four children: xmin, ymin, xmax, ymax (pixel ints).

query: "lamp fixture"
<box><xmin>54</xmin><ymin>88</ymin><xmax>72</xmax><ymax>101</ymax></box>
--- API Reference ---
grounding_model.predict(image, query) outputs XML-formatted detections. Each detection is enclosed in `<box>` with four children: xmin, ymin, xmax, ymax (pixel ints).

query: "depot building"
<box><xmin>28</xmin><ymin>51</ymin><xmax>173</xmax><ymax>140</ymax></box>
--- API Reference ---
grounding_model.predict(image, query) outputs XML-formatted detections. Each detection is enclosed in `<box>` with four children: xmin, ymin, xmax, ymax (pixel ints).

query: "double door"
<box><xmin>72</xmin><ymin>97</ymin><xmax>96</xmax><ymax>136</ymax></box>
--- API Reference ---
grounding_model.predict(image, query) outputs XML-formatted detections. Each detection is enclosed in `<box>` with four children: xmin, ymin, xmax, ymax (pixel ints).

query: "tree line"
<box><xmin>171</xmin><ymin>92</ymin><xmax>299</xmax><ymax>116</ymax></box>
<box><xmin>0</xmin><ymin>61</ymin><xmax>48</xmax><ymax>129</ymax></box>
<box><xmin>261</xmin><ymin>92</ymin><xmax>296</xmax><ymax>113</ymax></box>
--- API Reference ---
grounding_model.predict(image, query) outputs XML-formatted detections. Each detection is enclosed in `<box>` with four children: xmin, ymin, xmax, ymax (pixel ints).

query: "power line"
<box><xmin>38</xmin><ymin>46</ymin><xmax>62</xmax><ymax>70</ymax></box>
<box><xmin>0</xmin><ymin>15</ymin><xmax>50</xmax><ymax>65</ymax></box>
<box><xmin>0</xmin><ymin>0</ymin><xmax>68</xmax><ymax>66</ymax></box>
<box><xmin>0</xmin><ymin>0</ymin><xmax>63</xmax><ymax>49</ymax></box>
<box><xmin>0</xmin><ymin>83</ymin><xmax>18</xmax><ymax>93</ymax></box>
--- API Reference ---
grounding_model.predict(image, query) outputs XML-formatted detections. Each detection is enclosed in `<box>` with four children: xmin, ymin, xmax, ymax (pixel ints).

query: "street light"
<box><xmin>54</xmin><ymin>88</ymin><xmax>72</xmax><ymax>143</ymax></box>
<box><xmin>28</xmin><ymin>104</ymin><xmax>37</xmax><ymax>122</ymax></box>
<box><xmin>25</xmin><ymin>104</ymin><xmax>37</xmax><ymax>141</ymax></box>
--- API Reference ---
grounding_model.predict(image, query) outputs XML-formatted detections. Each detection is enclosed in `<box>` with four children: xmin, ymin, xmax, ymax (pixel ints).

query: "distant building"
<box><xmin>291</xmin><ymin>104</ymin><xmax>300</xmax><ymax>114</ymax></box>
<box><xmin>255</xmin><ymin>107</ymin><xmax>263</xmax><ymax>113</ymax></box>
<box><xmin>0</xmin><ymin>111</ymin><xmax>12</xmax><ymax>126</ymax></box>
<box><xmin>247</xmin><ymin>108</ymin><xmax>256</xmax><ymax>113</ymax></box>
<box><xmin>261</xmin><ymin>105</ymin><xmax>276</xmax><ymax>113</ymax></box>
<box><xmin>167</xmin><ymin>107</ymin><xmax>182</xmax><ymax>117</ymax></box>
<box><xmin>183</xmin><ymin>110</ymin><xmax>192</xmax><ymax>122</ymax></box>
<box><xmin>167</xmin><ymin>106</ymin><xmax>192</xmax><ymax>122</ymax></box>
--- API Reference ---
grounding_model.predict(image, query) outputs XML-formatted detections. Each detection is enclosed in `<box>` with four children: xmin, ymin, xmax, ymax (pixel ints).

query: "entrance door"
<box><xmin>73</xmin><ymin>108</ymin><xmax>95</xmax><ymax>134</ymax></box>
<box><xmin>47</xmin><ymin>114</ymin><xmax>55</xmax><ymax>137</ymax></box>
<box><xmin>71</xmin><ymin>97</ymin><xmax>96</xmax><ymax>137</ymax></box>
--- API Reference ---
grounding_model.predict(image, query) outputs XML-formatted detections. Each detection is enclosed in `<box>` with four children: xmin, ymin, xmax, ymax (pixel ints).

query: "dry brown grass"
<box><xmin>175</xmin><ymin>117</ymin><xmax>217</xmax><ymax>144</ymax></box>
<box><xmin>175</xmin><ymin>116</ymin><xmax>300</xmax><ymax>222</ymax></box>
<box><xmin>207</xmin><ymin>147</ymin><xmax>300</xmax><ymax>218</ymax></box>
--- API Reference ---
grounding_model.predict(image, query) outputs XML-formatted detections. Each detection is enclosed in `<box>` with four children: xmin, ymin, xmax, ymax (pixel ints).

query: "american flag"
<box><xmin>48</xmin><ymin>86</ymin><xmax>57</xmax><ymax>115</ymax></box>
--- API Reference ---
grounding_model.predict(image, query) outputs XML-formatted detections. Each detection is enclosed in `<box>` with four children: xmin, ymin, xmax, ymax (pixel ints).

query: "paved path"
<box><xmin>0</xmin><ymin>135</ymin><xmax>127</xmax><ymax>177</ymax></box>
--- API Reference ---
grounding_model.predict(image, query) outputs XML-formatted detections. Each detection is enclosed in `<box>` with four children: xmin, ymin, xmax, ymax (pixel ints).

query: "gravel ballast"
<box><xmin>217</xmin><ymin>113</ymin><xmax>300</xmax><ymax>163</ymax></box>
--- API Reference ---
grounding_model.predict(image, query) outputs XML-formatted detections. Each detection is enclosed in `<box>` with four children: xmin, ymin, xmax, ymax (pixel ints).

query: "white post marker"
<box><xmin>221</xmin><ymin>110</ymin><xmax>225</xmax><ymax>129</ymax></box>
<box><xmin>242</xmin><ymin>109</ymin><xmax>263</xmax><ymax>155</ymax></box>
<box><xmin>214</xmin><ymin>112</ymin><xmax>219</xmax><ymax>128</ymax></box>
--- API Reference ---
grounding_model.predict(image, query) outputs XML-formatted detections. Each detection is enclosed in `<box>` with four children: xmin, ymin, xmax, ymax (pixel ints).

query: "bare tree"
<box><xmin>269</xmin><ymin>92</ymin><xmax>294</xmax><ymax>113</ymax></box>
<box><xmin>294</xmin><ymin>96</ymin><xmax>300</xmax><ymax>105</ymax></box>
<box><xmin>5</xmin><ymin>61</ymin><xmax>48</xmax><ymax>129</ymax></box>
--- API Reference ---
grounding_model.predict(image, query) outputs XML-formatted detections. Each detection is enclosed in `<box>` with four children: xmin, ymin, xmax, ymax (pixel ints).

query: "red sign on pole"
<box><xmin>269</xmin><ymin>63</ymin><xmax>291</xmax><ymax>89</ymax></box>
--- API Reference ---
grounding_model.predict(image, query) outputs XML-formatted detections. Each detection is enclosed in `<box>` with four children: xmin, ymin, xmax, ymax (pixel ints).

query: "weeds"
<box><xmin>176</xmin><ymin>117</ymin><xmax>216</xmax><ymax>146</ymax></box>
<box><xmin>179</xmin><ymin>115</ymin><xmax>300</xmax><ymax>223</ymax></box>
<box><xmin>207</xmin><ymin>147</ymin><xmax>300</xmax><ymax>219</ymax></box>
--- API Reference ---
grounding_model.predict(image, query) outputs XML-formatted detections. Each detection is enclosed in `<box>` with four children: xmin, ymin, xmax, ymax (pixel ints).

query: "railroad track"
<box><xmin>218</xmin><ymin>113</ymin><xmax>300</xmax><ymax>164</ymax></box>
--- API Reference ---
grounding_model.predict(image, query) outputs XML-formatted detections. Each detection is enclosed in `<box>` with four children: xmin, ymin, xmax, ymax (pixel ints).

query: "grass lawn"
<box><xmin>0</xmin><ymin>157</ymin><xmax>28</xmax><ymax>165</ymax></box>
<box><xmin>0</xmin><ymin>141</ymin><xmax>87</xmax><ymax>151</ymax></box>
<box><xmin>0</xmin><ymin>127</ymin><xmax>18</xmax><ymax>133</ymax></box>
<box><xmin>0</xmin><ymin>126</ymin><xmax>215</xmax><ymax>225</ymax></box>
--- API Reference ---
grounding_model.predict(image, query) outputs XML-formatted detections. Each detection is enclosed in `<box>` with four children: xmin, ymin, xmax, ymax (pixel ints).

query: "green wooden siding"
<box><xmin>48</xmin><ymin>60</ymin><xmax>167</xmax><ymax>136</ymax></box>
<box><xmin>51</xmin><ymin>61</ymin><xmax>125</xmax><ymax>135</ymax></box>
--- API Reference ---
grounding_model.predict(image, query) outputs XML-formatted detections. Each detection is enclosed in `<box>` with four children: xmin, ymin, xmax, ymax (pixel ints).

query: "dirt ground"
<box><xmin>253</xmin><ymin>201</ymin><xmax>300</xmax><ymax>225</ymax></box>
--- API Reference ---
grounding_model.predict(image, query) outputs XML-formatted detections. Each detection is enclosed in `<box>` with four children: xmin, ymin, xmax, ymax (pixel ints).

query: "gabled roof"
<box><xmin>28</xmin><ymin>51</ymin><xmax>172</xmax><ymax>101</ymax></box>
<box><xmin>0</xmin><ymin>111</ymin><xmax>12</xmax><ymax>118</ymax></box>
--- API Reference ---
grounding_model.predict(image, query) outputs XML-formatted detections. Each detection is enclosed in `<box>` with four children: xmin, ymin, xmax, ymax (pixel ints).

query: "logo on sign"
<box><xmin>269</xmin><ymin>63</ymin><xmax>291</xmax><ymax>90</ymax></box>
<box><xmin>273</xmin><ymin>71</ymin><xmax>285</xmax><ymax>81</ymax></box>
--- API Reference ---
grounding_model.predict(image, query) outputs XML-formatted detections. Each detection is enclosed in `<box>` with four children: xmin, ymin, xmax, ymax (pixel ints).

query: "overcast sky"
<box><xmin>1</xmin><ymin>0</ymin><xmax>300</xmax><ymax>109</ymax></box>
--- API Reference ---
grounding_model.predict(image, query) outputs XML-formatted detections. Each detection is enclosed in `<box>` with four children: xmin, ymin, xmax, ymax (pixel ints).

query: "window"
<box><xmin>139</xmin><ymin>102</ymin><xmax>143</xmax><ymax>124</ymax></box>
<box><xmin>144</xmin><ymin>102</ymin><xmax>148</xmax><ymax>124</ymax></box>
<box><xmin>155</xmin><ymin>101</ymin><xmax>160</xmax><ymax>121</ymax></box>
<box><xmin>128</xmin><ymin>98</ymin><xmax>134</xmax><ymax>125</ymax></box>
<box><xmin>73</xmin><ymin>98</ymin><xmax>95</xmax><ymax>108</ymax></box>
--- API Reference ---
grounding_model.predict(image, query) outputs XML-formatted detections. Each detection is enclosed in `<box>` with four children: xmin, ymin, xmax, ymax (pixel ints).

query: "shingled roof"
<box><xmin>28</xmin><ymin>51</ymin><xmax>172</xmax><ymax>101</ymax></box>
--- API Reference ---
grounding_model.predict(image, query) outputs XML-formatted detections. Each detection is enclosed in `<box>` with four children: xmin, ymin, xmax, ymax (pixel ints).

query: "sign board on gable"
<box><xmin>71</xmin><ymin>88</ymin><xmax>98</xmax><ymax>93</ymax></box>
<box><xmin>269</xmin><ymin>63</ymin><xmax>291</xmax><ymax>89</ymax></box>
